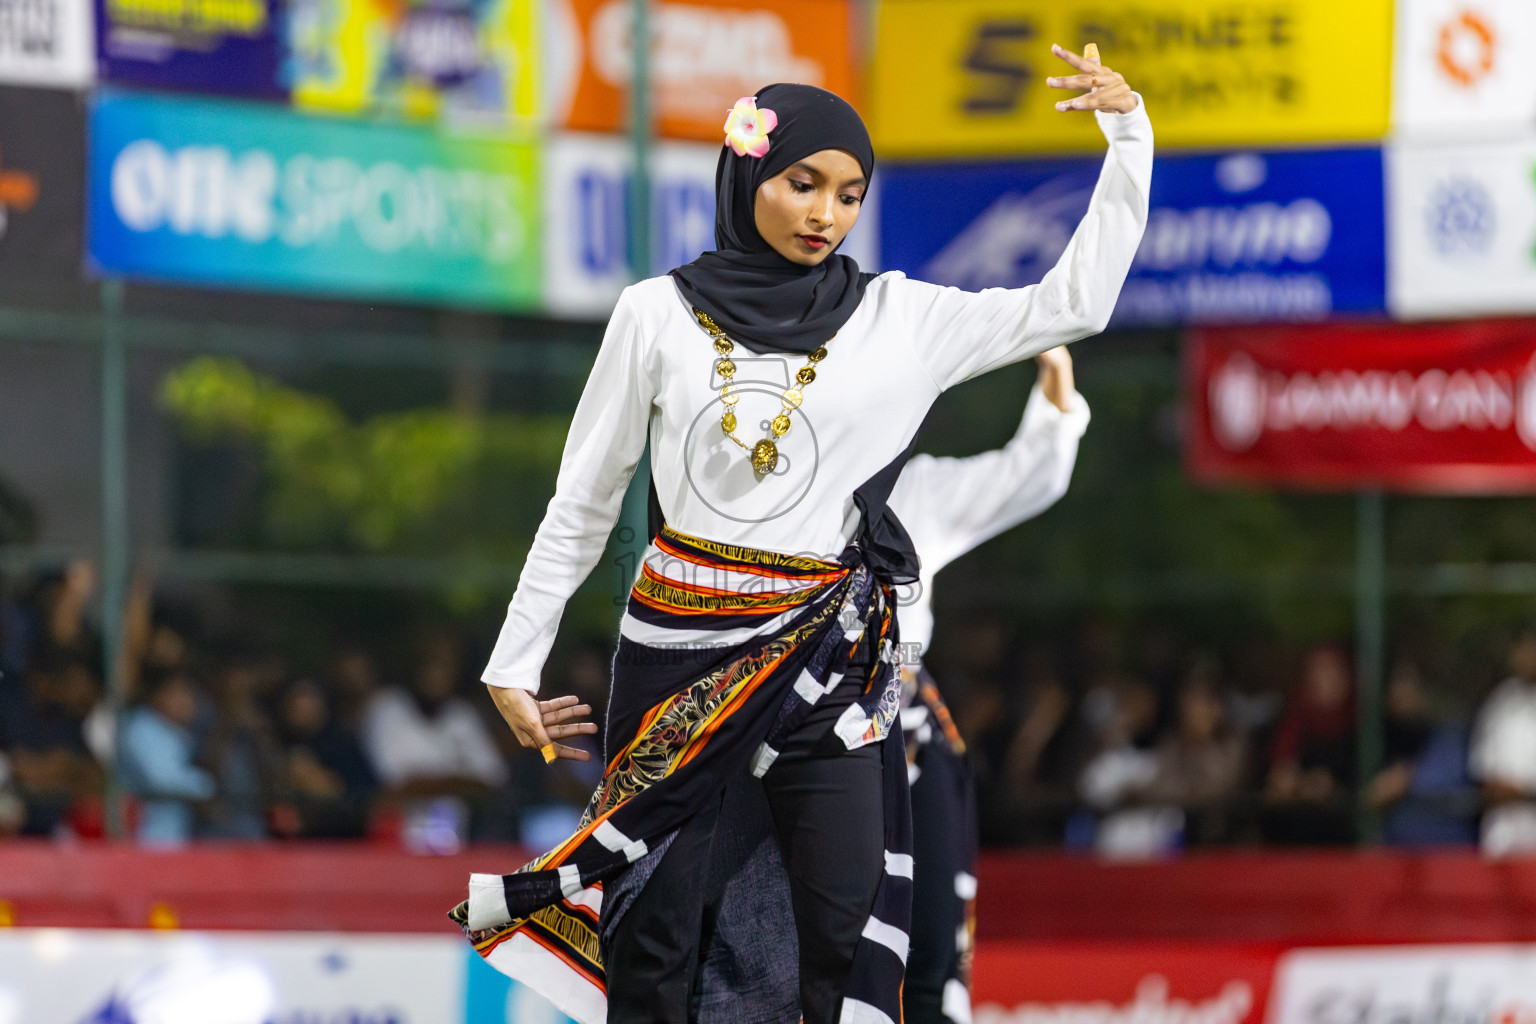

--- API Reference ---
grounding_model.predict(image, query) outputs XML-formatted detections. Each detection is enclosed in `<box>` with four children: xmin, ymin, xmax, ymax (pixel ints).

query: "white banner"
<box><xmin>1269</xmin><ymin>945</ymin><xmax>1536</xmax><ymax>1024</ymax></box>
<box><xmin>0</xmin><ymin>930</ymin><xmax>463</xmax><ymax>1024</ymax></box>
<box><xmin>1393</xmin><ymin>0</ymin><xmax>1536</xmax><ymax>139</ymax></box>
<box><xmin>0</xmin><ymin>928</ymin><xmax>583</xmax><ymax>1024</ymax></box>
<box><xmin>543</xmin><ymin>133</ymin><xmax>718</xmax><ymax>317</ymax></box>
<box><xmin>0</xmin><ymin>0</ymin><xmax>93</xmax><ymax>88</ymax></box>
<box><xmin>542</xmin><ymin>132</ymin><xmax>881</xmax><ymax>319</ymax></box>
<box><xmin>1387</xmin><ymin>137</ymin><xmax>1536</xmax><ymax>319</ymax></box>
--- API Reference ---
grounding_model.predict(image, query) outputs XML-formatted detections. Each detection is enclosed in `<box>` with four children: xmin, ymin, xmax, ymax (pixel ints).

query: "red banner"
<box><xmin>972</xmin><ymin>942</ymin><xmax>1278</xmax><ymax>1024</ymax></box>
<box><xmin>1188</xmin><ymin>320</ymin><xmax>1536</xmax><ymax>492</ymax></box>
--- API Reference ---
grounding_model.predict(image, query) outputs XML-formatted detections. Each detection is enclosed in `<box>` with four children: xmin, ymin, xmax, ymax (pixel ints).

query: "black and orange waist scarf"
<box><xmin>451</xmin><ymin>525</ymin><xmax>913</xmax><ymax>1024</ymax></box>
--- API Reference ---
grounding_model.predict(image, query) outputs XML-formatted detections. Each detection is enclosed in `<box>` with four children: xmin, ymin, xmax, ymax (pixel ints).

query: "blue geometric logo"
<box><xmin>1425</xmin><ymin>177</ymin><xmax>1496</xmax><ymax>257</ymax></box>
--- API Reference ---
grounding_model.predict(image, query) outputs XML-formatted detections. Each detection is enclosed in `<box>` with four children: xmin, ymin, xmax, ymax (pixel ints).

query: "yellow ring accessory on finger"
<box><xmin>541</xmin><ymin>743</ymin><xmax>558</xmax><ymax>763</ymax></box>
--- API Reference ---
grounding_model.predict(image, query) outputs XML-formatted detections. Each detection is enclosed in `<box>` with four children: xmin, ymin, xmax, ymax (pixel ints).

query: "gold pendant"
<box><xmin>750</xmin><ymin>439</ymin><xmax>778</xmax><ymax>475</ymax></box>
<box><xmin>691</xmin><ymin>307</ymin><xmax>828</xmax><ymax>486</ymax></box>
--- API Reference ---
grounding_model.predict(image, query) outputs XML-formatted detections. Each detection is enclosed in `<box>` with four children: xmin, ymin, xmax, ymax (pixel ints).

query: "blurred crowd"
<box><xmin>4</xmin><ymin>561</ymin><xmax>1536</xmax><ymax>858</ymax></box>
<box><xmin>939</xmin><ymin>617</ymin><xmax>1536</xmax><ymax>859</ymax></box>
<box><xmin>0</xmin><ymin>562</ymin><xmax>607</xmax><ymax>851</ymax></box>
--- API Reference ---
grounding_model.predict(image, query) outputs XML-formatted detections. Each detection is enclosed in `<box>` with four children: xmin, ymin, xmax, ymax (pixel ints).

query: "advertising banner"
<box><xmin>0</xmin><ymin>930</ymin><xmax>463</xmax><ymax>1024</ymax></box>
<box><xmin>1387</xmin><ymin>137</ymin><xmax>1536</xmax><ymax>320</ymax></box>
<box><xmin>543</xmin><ymin>132</ymin><xmax>717</xmax><ymax>316</ymax></box>
<box><xmin>95</xmin><ymin>0</ymin><xmax>282</xmax><ymax>97</ymax></box>
<box><xmin>1392</xmin><ymin>0</ymin><xmax>1536</xmax><ymax>138</ymax></box>
<box><xmin>0</xmin><ymin>929</ymin><xmax>581</xmax><ymax>1024</ymax></box>
<box><xmin>1269</xmin><ymin>945</ymin><xmax>1536</xmax><ymax>1024</ymax></box>
<box><xmin>287</xmin><ymin>0</ymin><xmax>538</xmax><ymax>128</ymax></box>
<box><xmin>881</xmin><ymin>147</ymin><xmax>1383</xmax><ymax>327</ymax></box>
<box><xmin>0</xmin><ymin>0</ymin><xmax>93</xmax><ymax>86</ymax></box>
<box><xmin>971</xmin><ymin>942</ymin><xmax>1276</xmax><ymax>1024</ymax></box>
<box><xmin>0</xmin><ymin>85</ymin><xmax>84</xmax><ymax>279</ymax></box>
<box><xmin>88</xmin><ymin>90</ymin><xmax>542</xmax><ymax>310</ymax></box>
<box><xmin>546</xmin><ymin>0</ymin><xmax>857</xmax><ymax>141</ymax></box>
<box><xmin>869</xmin><ymin>0</ymin><xmax>1392</xmax><ymax>157</ymax></box>
<box><xmin>1187</xmin><ymin>319</ymin><xmax>1536</xmax><ymax>493</ymax></box>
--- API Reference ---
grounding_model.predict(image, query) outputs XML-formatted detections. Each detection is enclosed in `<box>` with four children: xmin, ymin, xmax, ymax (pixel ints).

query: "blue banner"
<box><xmin>96</xmin><ymin>0</ymin><xmax>284</xmax><ymax>97</ymax></box>
<box><xmin>879</xmin><ymin>147</ymin><xmax>1386</xmax><ymax>327</ymax></box>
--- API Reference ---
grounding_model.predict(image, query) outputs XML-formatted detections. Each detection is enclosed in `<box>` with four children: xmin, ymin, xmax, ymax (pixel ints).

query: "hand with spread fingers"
<box><xmin>487</xmin><ymin>687</ymin><xmax>599</xmax><ymax>763</ymax></box>
<box><xmin>1045</xmin><ymin>42</ymin><xmax>1138</xmax><ymax>115</ymax></box>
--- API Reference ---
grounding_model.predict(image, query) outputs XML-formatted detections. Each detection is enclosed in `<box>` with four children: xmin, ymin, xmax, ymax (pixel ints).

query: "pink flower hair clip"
<box><xmin>723</xmin><ymin>96</ymin><xmax>777</xmax><ymax>158</ymax></box>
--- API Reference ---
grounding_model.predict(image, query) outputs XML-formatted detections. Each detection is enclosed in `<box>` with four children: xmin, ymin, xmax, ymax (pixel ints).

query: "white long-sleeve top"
<box><xmin>485</xmin><ymin>99</ymin><xmax>1152</xmax><ymax>692</ymax></box>
<box><xmin>891</xmin><ymin>384</ymin><xmax>1090</xmax><ymax>659</ymax></box>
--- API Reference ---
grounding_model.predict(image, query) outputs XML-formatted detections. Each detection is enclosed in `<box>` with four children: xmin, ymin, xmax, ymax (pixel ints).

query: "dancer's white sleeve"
<box><xmin>482</xmin><ymin>288</ymin><xmax>658</xmax><ymax>692</ymax></box>
<box><xmin>891</xmin><ymin>385</ymin><xmax>1090</xmax><ymax>578</ymax></box>
<box><xmin>892</xmin><ymin>96</ymin><xmax>1153</xmax><ymax>391</ymax></box>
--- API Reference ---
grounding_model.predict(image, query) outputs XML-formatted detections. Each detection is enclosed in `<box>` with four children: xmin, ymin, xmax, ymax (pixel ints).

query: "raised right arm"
<box><xmin>892</xmin><ymin>98</ymin><xmax>1153</xmax><ymax>392</ymax></box>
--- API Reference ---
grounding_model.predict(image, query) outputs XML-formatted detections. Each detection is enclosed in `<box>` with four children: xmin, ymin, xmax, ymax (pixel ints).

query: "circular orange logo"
<box><xmin>1437</xmin><ymin>9</ymin><xmax>1497</xmax><ymax>88</ymax></box>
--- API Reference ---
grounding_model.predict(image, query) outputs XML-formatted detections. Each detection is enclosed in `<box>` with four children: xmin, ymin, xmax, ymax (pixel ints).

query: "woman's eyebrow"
<box><xmin>787</xmin><ymin>162</ymin><xmax>865</xmax><ymax>189</ymax></box>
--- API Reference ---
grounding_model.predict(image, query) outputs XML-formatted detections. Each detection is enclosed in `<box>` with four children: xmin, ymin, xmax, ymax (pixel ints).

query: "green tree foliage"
<box><xmin>160</xmin><ymin>357</ymin><xmax>567</xmax><ymax>561</ymax></box>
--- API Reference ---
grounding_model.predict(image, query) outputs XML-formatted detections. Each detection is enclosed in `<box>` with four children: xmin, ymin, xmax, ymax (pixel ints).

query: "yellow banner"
<box><xmin>869</xmin><ymin>0</ymin><xmax>1391</xmax><ymax>155</ymax></box>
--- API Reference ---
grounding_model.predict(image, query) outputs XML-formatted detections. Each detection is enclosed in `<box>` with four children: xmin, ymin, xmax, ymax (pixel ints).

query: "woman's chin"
<box><xmin>776</xmin><ymin>246</ymin><xmax>835</xmax><ymax>267</ymax></box>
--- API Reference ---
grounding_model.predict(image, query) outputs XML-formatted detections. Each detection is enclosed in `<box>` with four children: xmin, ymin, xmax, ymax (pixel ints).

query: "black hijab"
<box><xmin>669</xmin><ymin>83</ymin><xmax>874</xmax><ymax>355</ymax></box>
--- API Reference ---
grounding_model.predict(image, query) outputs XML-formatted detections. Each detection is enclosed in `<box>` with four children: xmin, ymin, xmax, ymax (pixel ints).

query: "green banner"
<box><xmin>90</xmin><ymin>90</ymin><xmax>541</xmax><ymax>310</ymax></box>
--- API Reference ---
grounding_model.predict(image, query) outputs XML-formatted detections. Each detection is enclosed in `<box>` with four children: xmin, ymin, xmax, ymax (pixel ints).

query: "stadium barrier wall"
<box><xmin>3</xmin><ymin>844</ymin><xmax>1536</xmax><ymax>1022</ymax></box>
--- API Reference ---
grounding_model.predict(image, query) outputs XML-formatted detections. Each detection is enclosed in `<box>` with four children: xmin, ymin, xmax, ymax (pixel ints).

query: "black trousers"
<box><xmin>604</xmin><ymin>712</ymin><xmax>886</xmax><ymax>1024</ymax></box>
<box><xmin>903</xmin><ymin>740</ymin><xmax>977</xmax><ymax>1024</ymax></box>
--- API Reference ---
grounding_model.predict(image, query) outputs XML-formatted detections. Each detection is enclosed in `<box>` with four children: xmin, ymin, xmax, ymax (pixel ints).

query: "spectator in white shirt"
<box><xmin>362</xmin><ymin>632</ymin><xmax>508</xmax><ymax>849</ymax></box>
<box><xmin>1469</xmin><ymin>628</ymin><xmax>1536</xmax><ymax>857</ymax></box>
<box><xmin>363</xmin><ymin>632</ymin><xmax>509</xmax><ymax>792</ymax></box>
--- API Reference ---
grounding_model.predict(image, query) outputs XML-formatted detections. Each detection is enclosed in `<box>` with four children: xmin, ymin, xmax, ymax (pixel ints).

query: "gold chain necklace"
<box><xmin>692</xmin><ymin>307</ymin><xmax>827</xmax><ymax>476</ymax></box>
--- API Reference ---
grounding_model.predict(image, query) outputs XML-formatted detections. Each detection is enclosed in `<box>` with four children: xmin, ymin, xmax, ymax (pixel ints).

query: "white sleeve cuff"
<box><xmin>482</xmin><ymin>669</ymin><xmax>540</xmax><ymax>693</ymax></box>
<box><xmin>1022</xmin><ymin>384</ymin><xmax>1091</xmax><ymax>439</ymax></box>
<box><xmin>1059</xmin><ymin>389</ymin><xmax>1091</xmax><ymax>435</ymax></box>
<box><xmin>1095</xmin><ymin>92</ymin><xmax>1149</xmax><ymax>138</ymax></box>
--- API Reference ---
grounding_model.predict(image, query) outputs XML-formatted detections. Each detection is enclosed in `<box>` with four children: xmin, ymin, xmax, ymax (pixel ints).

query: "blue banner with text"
<box><xmin>880</xmin><ymin>146</ymin><xmax>1386</xmax><ymax>327</ymax></box>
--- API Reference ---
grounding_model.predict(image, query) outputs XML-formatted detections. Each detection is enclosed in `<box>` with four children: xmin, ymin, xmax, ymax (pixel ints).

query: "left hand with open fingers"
<box><xmin>538</xmin><ymin>694</ymin><xmax>599</xmax><ymax>762</ymax></box>
<box><xmin>1045</xmin><ymin>43</ymin><xmax>1137</xmax><ymax>115</ymax></box>
<box><xmin>487</xmin><ymin>686</ymin><xmax>599</xmax><ymax>764</ymax></box>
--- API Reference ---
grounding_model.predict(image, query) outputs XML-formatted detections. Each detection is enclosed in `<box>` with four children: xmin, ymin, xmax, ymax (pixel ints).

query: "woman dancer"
<box><xmin>890</xmin><ymin>345</ymin><xmax>1087</xmax><ymax>1024</ymax></box>
<box><xmin>455</xmin><ymin>47</ymin><xmax>1149</xmax><ymax>1024</ymax></box>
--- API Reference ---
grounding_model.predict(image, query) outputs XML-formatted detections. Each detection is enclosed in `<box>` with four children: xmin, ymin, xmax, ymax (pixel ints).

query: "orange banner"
<box><xmin>547</xmin><ymin>0</ymin><xmax>859</xmax><ymax>141</ymax></box>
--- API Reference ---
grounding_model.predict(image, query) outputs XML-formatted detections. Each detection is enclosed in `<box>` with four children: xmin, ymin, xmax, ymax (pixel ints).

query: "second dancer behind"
<box><xmin>457</xmin><ymin>47</ymin><xmax>1151</xmax><ymax>1024</ymax></box>
<box><xmin>891</xmin><ymin>345</ymin><xmax>1088</xmax><ymax>1024</ymax></box>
